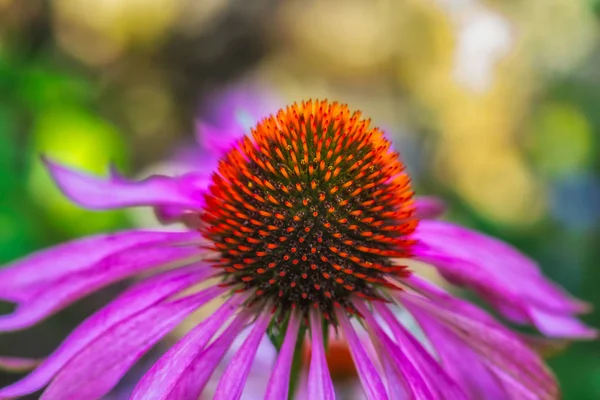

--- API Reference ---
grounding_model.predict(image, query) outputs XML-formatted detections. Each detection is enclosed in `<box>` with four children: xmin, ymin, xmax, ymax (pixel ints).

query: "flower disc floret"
<box><xmin>201</xmin><ymin>100</ymin><xmax>418</xmax><ymax>318</ymax></box>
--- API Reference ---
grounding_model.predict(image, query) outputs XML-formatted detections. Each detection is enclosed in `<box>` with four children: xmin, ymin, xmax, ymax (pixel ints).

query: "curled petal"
<box><xmin>131</xmin><ymin>295</ymin><xmax>246</xmax><ymax>400</ymax></box>
<box><xmin>40</xmin><ymin>286</ymin><xmax>225</xmax><ymax>400</ymax></box>
<box><xmin>0</xmin><ymin>266</ymin><xmax>214</xmax><ymax>399</ymax></box>
<box><xmin>308</xmin><ymin>311</ymin><xmax>335</xmax><ymax>400</ymax></box>
<box><xmin>336</xmin><ymin>310</ymin><xmax>389</xmax><ymax>400</ymax></box>
<box><xmin>214</xmin><ymin>311</ymin><xmax>272</xmax><ymax>400</ymax></box>
<box><xmin>265</xmin><ymin>312</ymin><xmax>301</xmax><ymax>400</ymax></box>
<box><xmin>44</xmin><ymin>157</ymin><xmax>209</xmax><ymax>211</ymax></box>
<box><xmin>0</xmin><ymin>232</ymin><xmax>200</xmax><ymax>331</ymax></box>
<box><xmin>412</xmin><ymin>220</ymin><xmax>596</xmax><ymax>338</ymax></box>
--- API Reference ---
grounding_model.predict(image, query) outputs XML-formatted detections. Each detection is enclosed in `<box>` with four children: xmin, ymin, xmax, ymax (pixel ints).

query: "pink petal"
<box><xmin>397</xmin><ymin>287</ymin><xmax>558</xmax><ymax>400</ymax></box>
<box><xmin>195</xmin><ymin>83</ymin><xmax>277</xmax><ymax>156</ymax></box>
<box><xmin>354</xmin><ymin>302</ymin><xmax>414</xmax><ymax>399</ymax></box>
<box><xmin>163</xmin><ymin>312</ymin><xmax>251</xmax><ymax>400</ymax></box>
<box><xmin>0</xmin><ymin>265</ymin><xmax>213</xmax><ymax>399</ymax></box>
<box><xmin>0</xmin><ymin>232</ymin><xmax>200</xmax><ymax>331</ymax></box>
<box><xmin>214</xmin><ymin>311</ymin><xmax>272</xmax><ymax>400</ymax></box>
<box><xmin>0</xmin><ymin>230</ymin><xmax>197</xmax><ymax>301</ymax></box>
<box><xmin>265</xmin><ymin>312</ymin><xmax>301</xmax><ymax>400</ymax></box>
<box><xmin>131</xmin><ymin>295</ymin><xmax>246</xmax><ymax>400</ymax></box>
<box><xmin>412</xmin><ymin>220</ymin><xmax>595</xmax><ymax>338</ymax></box>
<box><xmin>336</xmin><ymin>310</ymin><xmax>389</xmax><ymax>400</ymax></box>
<box><xmin>373</xmin><ymin>303</ymin><xmax>465</xmax><ymax>399</ymax></box>
<box><xmin>405</xmin><ymin>299</ymin><xmax>507</xmax><ymax>399</ymax></box>
<box><xmin>528</xmin><ymin>307</ymin><xmax>597</xmax><ymax>339</ymax></box>
<box><xmin>40</xmin><ymin>286</ymin><xmax>225</xmax><ymax>400</ymax></box>
<box><xmin>196</xmin><ymin>122</ymin><xmax>244</xmax><ymax>157</ymax></box>
<box><xmin>414</xmin><ymin>196</ymin><xmax>446</xmax><ymax>219</ymax></box>
<box><xmin>307</xmin><ymin>311</ymin><xmax>335</xmax><ymax>400</ymax></box>
<box><xmin>0</xmin><ymin>356</ymin><xmax>42</xmax><ymax>373</ymax></box>
<box><xmin>44</xmin><ymin>157</ymin><xmax>209</xmax><ymax>211</ymax></box>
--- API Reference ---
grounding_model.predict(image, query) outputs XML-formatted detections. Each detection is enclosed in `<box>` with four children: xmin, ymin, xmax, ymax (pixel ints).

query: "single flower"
<box><xmin>0</xmin><ymin>99</ymin><xmax>595</xmax><ymax>400</ymax></box>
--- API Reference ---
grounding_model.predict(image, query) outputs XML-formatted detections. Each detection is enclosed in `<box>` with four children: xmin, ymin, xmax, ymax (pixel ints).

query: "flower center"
<box><xmin>201</xmin><ymin>100</ymin><xmax>418</xmax><ymax>319</ymax></box>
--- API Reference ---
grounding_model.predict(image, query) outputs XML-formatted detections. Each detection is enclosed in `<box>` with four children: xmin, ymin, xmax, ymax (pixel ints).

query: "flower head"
<box><xmin>202</xmin><ymin>101</ymin><xmax>416</xmax><ymax>319</ymax></box>
<box><xmin>0</xmin><ymin>98</ymin><xmax>595</xmax><ymax>400</ymax></box>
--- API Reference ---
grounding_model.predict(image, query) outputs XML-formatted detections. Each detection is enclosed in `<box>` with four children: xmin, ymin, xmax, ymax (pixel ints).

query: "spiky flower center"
<box><xmin>201</xmin><ymin>100</ymin><xmax>417</xmax><ymax>318</ymax></box>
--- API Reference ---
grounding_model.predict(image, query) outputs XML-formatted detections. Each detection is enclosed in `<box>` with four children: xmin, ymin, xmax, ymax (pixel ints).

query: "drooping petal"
<box><xmin>0</xmin><ymin>356</ymin><xmax>42</xmax><ymax>373</ymax></box>
<box><xmin>131</xmin><ymin>295</ymin><xmax>246</xmax><ymax>400</ymax></box>
<box><xmin>396</xmin><ymin>285</ymin><xmax>558</xmax><ymax>400</ymax></box>
<box><xmin>336</xmin><ymin>310</ymin><xmax>389</xmax><ymax>400</ymax></box>
<box><xmin>0</xmin><ymin>233</ymin><xmax>200</xmax><ymax>331</ymax></box>
<box><xmin>527</xmin><ymin>306</ymin><xmax>597</xmax><ymax>339</ymax></box>
<box><xmin>354</xmin><ymin>302</ymin><xmax>414</xmax><ymax>399</ymax></box>
<box><xmin>405</xmin><ymin>302</ymin><xmax>540</xmax><ymax>400</ymax></box>
<box><xmin>163</xmin><ymin>312</ymin><xmax>251</xmax><ymax>400</ymax></box>
<box><xmin>403</xmin><ymin>297</ymin><xmax>507</xmax><ymax>399</ymax></box>
<box><xmin>307</xmin><ymin>311</ymin><xmax>335</xmax><ymax>400</ymax></box>
<box><xmin>265</xmin><ymin>312</ymin><xmax>301</xmax><ymax>400</ymax></box>
<box><xmin>40</xmin><ymin>286</ymin><xmax>225</xmax><ymax>400</ymax></box>
<box><xmin>0</xmin><ymin>265</ymin><xmax>214</xmax><ymax>399</ymax></box>
<box><xmin>44</xmin><ymin>158</ymin><xmax>209</xmax><ymax>211</ymax></box>
<box><xmin>214</xmin><ymin>311</ymin><xmax>272</xmax><ymax>400</ymax></box>
<box><xmin>412</xmin><ymin>220</ymin><xmax>596</xmax><ymax>338</ymax></box>
<box><xmin>414</xmin><ymin>197</ymin><xmax>446</xmax><ymax>219</ymax></box>
<box><xmin>373</xmin><ymin>303</ymin><xmax>465</xmax><ymax>400</ymax></box>
<box><xmin>0</xmin><ymin>230</ymin><xmax>197</xmax><ymax>301</ymax></box>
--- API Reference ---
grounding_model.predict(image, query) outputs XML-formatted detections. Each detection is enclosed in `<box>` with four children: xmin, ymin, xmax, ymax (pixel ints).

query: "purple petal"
<box><xmin>528</xmin><ymin>307</ymin><xmax>598</xmax><ymax>338</ymax></box>
<box><xmin>414</xmin><ymin>197</ymin><xmax>446</xmax><ymax>219</ymax></box>
<box><xmin>44</xmin><ymin>158</ymin><xmax>209</xmax><ymax>211</ymax></box>
<box><xmin>354</xmin><ymin>302</ymin><xmax>414</xmax><ymax>399</ymax></box>
<box><xmin>0</xmin><ymin>230</ymin><xmax>197</xmax><ymax>301</ymax></box>
<box><xmin>397</xmin><ymin>288</ymin><xmax>558</xmax><ymax>400</ymax></box>
<box><xmin>163</xmin><ymin>312</ymin><xmax>251</xmax><ymax>400</ymax></box>
<box><xmin>0</xmin><ymin>356</ymin><xmax>42</xmax><ymax>373</ymax></box>
<box><xmin>0</xmin><ymin>265</ymin><xmax>214</xmax><ymax>398</ymax></box>
<box><xmin>214</xmin><ymin>311</ymin><xmax>272</xmax><ymax>400</ymax></box>
<box><xmin>307</xmin><ymin>311</ymin><xmax>335</xmax><ymax>400</ymax></box>
<box><xmin>195</xmin><ymin>82</ymin><xmax>278</xmax><ymax>153</ymax></box>
<box><xmin>404</xmin><ymin>299</ymin><xmax>507</xmax><ymax>399</ymax></box>
<box><xmin>0</xmin><ymin>232</ymin><xmax>200</xmax><ymax>331</ymax></box>
<box><xmin>404</xmin><ymin>275</ymin><xmax>499</xmax><ymax>326</ymax></box>
<box><xmin>196</xmin><ymin>122</ymin><xmax>244</xmax><ymax>157</ymax></box>
<box><xmin>336</xmin><ymin>310</ymin><xmax>389</xmax><ymax>400</ymax></box>
<box><xmin>412</xmin><ymin>220</ymin><xmax>595</xmax><ymax>338</ymax></box>
<box><xmin>131</xmin><ymin>295</ymin><xmax>246</xmax><ymax>400</ymax></box>
<box><xmin>265</xmin><ymin>312</ymin><xmax>301</xmax><ymax>400</ymax></box>
<box><xmin>373</xmin><ymin>303</ymin><xmax>465</xmax><ymax>399</ymax></box>
<box><xmin>40</xmin><ymin>286</ymin><xmax>225</xmax><ymax>400</ymax></box>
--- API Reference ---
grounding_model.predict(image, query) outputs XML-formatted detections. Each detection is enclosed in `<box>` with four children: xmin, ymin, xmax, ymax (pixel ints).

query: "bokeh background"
<box><xmin>1</xmin><ymin>0</ymin><xmax>599</xmax><ymax>398</ymax></box>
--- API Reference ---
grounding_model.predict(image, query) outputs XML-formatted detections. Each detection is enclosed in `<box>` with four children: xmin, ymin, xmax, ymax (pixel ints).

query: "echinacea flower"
<box><xmin>0</xmin><ymin>99</ymin><xmax>595</xmax><ymax>400</ymax></box>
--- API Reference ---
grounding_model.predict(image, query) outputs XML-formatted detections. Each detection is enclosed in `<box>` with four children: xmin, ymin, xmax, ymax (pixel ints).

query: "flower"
<box><xmin>0</xmin><ymin>99</ymin><xmax>595</xmax><ymax>400</ymax></box>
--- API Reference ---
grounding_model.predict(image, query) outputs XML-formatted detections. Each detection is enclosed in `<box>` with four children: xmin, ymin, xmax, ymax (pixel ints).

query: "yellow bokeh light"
<box><xmin>52</xmin><ymin>0</ymin><xmax>181</xmax><ymax>65</ymax></box>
